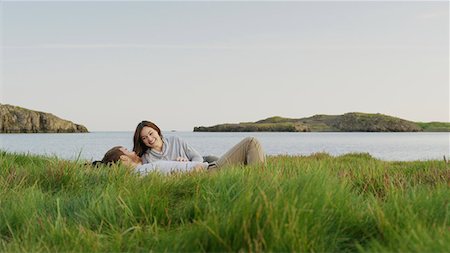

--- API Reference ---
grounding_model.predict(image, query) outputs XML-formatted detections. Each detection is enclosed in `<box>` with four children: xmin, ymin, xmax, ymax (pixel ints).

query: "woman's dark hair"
<box><xmin>92</xmin><ymin>146</ymin><xmax>125</xmax><ymax>166</ymax></box>
<box><xmin>133</xmin><ymin>121</ymin><xmax>163</xmax><ymax>157</ymax></box>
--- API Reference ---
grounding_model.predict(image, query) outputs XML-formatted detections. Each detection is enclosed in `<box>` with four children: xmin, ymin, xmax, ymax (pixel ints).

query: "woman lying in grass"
<box><xmin>133</xmin><ymin>120</ymin><xmax>266</xmax><ymax>169</ymax></box>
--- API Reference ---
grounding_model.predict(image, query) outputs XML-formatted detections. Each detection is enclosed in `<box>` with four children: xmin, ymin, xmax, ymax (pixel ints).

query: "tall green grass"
<box><xmin>0</xmin><ymin>150</ymin><xmax>448</xmax><ymax>252</ymax></box>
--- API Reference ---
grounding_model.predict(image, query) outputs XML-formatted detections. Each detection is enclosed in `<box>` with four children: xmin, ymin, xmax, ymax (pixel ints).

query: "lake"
<box><xmin>0</xmin><ymin>132</ymin><xmax>449</xmax><ymax>161</ymax></box>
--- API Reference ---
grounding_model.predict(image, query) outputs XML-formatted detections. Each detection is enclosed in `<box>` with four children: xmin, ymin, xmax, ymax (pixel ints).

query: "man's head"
<box><xmin>118</xmin><ymin>147</ymin><xmax>142</xmax><ymax>166</ymax></box>
<box><xmin>93</xmin><ymin>146</ymin><xmax>142</xmax><ymax>167</ymax></box>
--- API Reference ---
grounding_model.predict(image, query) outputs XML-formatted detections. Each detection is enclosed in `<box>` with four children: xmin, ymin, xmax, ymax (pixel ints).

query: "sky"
<box><xmin>1</xmin><ymin>0</ymin><xmax>449</xmax><ymax>131</ymax></box>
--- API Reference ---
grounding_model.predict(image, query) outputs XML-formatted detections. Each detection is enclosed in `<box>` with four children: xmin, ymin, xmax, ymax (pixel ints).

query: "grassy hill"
<box><xmin>194</xmin><ymin>112</ymin><xmax>450</xmax><ymax>132</ymax></box>
<box><xmin>0</xmin><ymin>151</ymin><xmax>448</xmax><ymax>252</ymax></box>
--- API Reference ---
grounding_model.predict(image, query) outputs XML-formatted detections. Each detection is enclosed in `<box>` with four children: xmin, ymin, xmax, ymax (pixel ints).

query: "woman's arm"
<box><xmin>184</xmin><ymin>145</ymin><xmax>204</xmax><ymax>162</ymax></box>
<box><xmin>173</xmin><ymin>136</ymin><xmax>204</xmax><ymax>162</ymax></box>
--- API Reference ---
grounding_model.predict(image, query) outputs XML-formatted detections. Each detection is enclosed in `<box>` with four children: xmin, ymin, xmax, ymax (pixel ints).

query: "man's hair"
<box><xmin>92</xmin><ymin>146</ymin><xmax>124</xmax><ymax>166</ymax></box>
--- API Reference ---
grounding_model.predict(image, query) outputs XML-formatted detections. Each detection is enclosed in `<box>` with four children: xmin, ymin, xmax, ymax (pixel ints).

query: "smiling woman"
<box><xmin>140</xmin><ymin>125</ymin><xmax>164</xmax><ymax>151</ymax></box>
<box><xmin>133</xmin><ymin>120</ymin><xmax>266</xmax><ymax>170</ymax></box>
<box><xmin>133</xmin><ymin>120</ymin><xmax>204</xmax><ymax>163</ymax></box>
<box><xmin>133</xmin><ymin>121</ymin><xmax>165</xmax><ymax>156</ymax></box>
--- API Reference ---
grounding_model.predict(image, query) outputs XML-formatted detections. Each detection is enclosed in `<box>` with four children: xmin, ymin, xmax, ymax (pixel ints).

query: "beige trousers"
<box><xmin>214</xmin><ymin>137</ymin><xmax>265</xmax><ymax>169</ymax></box>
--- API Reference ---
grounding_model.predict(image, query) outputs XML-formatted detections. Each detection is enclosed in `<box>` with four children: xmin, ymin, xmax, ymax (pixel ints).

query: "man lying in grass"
<box><xmin>94</xmin><ymin>137</ymin><xmax>266</xmax><ymax>175</ymax></box>
<box><xmin>93</xmin><ymin>146</ymin><xmax>208</xmax><ymax>175</ymax></box>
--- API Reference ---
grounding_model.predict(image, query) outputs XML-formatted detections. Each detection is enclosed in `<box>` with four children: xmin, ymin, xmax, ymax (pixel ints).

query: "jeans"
<box><xmin>209</xmin><ymin>137</ymin><xmax>265</xmax><ymax>169</ymax></box>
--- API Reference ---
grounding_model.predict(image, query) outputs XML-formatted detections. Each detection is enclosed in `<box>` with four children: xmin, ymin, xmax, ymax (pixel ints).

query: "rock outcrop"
<box><xmin>0</xmin><ymin>104</ymin><xmax>88</xmax><ymax>133</ymax></box>
<box><xmin>330</xmin><ymin>113</ymin><xmax>422</xmax><ymax>132</ymax></box>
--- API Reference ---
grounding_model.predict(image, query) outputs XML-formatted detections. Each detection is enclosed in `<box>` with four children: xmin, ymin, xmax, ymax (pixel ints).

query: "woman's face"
<box><xmin>140</xmin><ymin>126</ymin><xmax>163</xmax><ymax>150</ymax></box>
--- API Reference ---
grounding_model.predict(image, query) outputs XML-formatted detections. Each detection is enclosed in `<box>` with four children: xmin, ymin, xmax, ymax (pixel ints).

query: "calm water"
<box><xmin>0</xmin><ymin>132</ymin><xmax>449</xmax><ymax>161</ymax></box>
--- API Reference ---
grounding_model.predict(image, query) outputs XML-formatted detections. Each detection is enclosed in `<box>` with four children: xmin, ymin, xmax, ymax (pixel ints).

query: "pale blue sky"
<box><xmin>1</xmin><ymin>1</ymin><xmax>449</xmax><ymax>131</ymax></box>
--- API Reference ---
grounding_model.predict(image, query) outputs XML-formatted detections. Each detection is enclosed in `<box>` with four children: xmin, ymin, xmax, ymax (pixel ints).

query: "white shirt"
<box><xmin>135</xmin><ymin>160</ymin><xmax>209</xmax><ymax>175</ymax></box>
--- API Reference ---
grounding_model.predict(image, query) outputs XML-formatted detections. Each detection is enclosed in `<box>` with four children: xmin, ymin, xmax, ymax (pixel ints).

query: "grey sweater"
<box><xmin>141</xmin><ymin>136</ymin><xmax>203</xmax><ymax>163</ymax></box>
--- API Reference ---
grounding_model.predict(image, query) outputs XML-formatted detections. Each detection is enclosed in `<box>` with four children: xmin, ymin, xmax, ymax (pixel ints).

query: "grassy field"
<box><xmin>0</xmin><ymin>151</ymin><xmax>449</xmax><ymax>252</ymax></box>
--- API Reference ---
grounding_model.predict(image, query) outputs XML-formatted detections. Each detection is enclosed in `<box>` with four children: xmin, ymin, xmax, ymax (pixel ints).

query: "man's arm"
<box><xmin>135</xmin><ymin>160</ymin><xmax>208</xmax><ymax>175</ymax></box>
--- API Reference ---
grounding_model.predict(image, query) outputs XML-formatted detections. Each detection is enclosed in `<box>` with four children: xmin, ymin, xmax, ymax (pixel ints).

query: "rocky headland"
<box><xmin>0</xmin><ymin>104</ymin><xmax>88</xmax><ymax>133</ymax></box>
<box><xmin>194</xmin><ymin>113</ymin><xmax>450</xmax><ymax>132</ymax></box>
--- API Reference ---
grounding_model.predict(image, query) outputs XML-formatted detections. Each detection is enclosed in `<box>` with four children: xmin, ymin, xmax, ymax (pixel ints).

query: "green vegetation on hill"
<box><xmin>1</xmin><ymin>151</ymin><xmax>449</xmax><ymax>252</ymax></box>
<box><xmin>194</xmin><ymin>112</ymin><xmax>450</xmax><ymax>132</ymax></box>
<box><xmin>416</xmin><ymin>122</ymin><xmax>450</xmax><ymax>132</ymax></box>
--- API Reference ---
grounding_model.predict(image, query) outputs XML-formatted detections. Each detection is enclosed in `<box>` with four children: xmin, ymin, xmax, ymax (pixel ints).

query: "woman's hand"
<box><xmin>176</xmin><ymin>157</ymin><xmax>189</xmax><ymax>162</ymax></box>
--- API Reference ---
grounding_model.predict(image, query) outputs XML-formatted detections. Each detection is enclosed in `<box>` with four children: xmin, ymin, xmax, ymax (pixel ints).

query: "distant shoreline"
<box><xmin>194</xmin><ymin>113</ymin><xmax>450</xmax><ymax>132</ymax></box>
